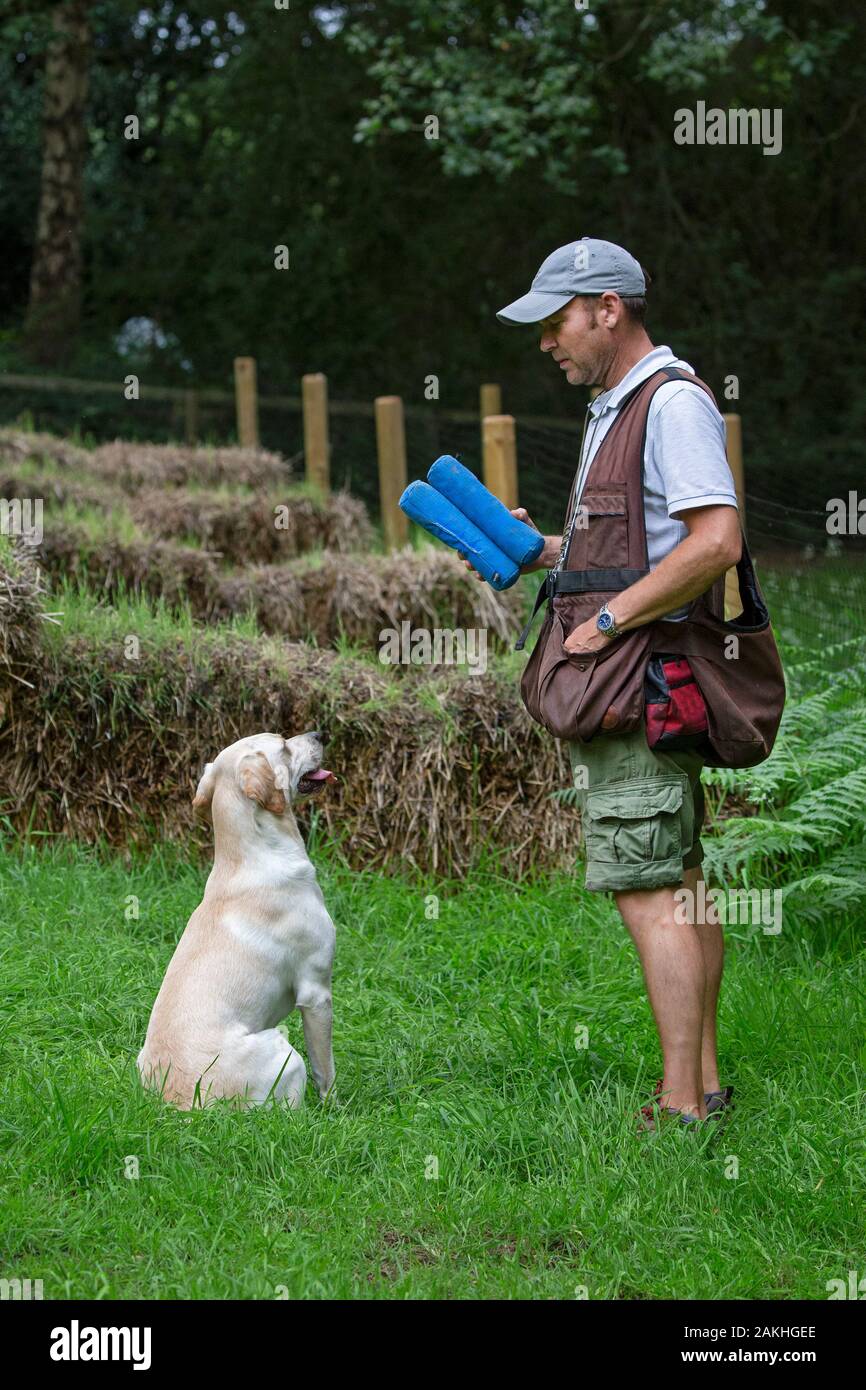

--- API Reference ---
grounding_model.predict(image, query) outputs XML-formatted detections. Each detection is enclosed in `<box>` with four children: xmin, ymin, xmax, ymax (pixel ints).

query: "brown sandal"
<box><xmin>637</xmin><ymin>1079</ymin><xmax>705</xmax><ymax>1133</ymax></box>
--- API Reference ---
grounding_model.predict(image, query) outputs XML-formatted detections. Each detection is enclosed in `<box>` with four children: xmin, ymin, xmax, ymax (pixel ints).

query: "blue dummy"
<box><xmin>398</xmin><ymin>456</ymin><xmax>544</xmax><ymax>590</ymax></box>
<box><xmin>399</xmin><ymin>481</ymin><xmax>519</xmax><ymax>589</ymax></box>
<box><xmin>427</xmin><ymin>456</ymin><xmax>544</xmax><ymax>569</ymax></box>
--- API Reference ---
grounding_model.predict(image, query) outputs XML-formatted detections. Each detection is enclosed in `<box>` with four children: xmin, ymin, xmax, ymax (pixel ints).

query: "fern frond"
<box><xmin>702</xmin><ymin>816</ymin><xmax>826</xmax><ymax>883</ymax></box>
<box><xmin>781</xmin><ymin>768</ymin><xmax>866</xmax><ymax>850</ymax></box>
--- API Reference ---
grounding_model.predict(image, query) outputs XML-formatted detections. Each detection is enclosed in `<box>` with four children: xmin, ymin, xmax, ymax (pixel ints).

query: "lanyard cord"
<box><xmin>553</xmin><ymin>402</ymin><xmax>604</xmax><ymax>574</ymax></box>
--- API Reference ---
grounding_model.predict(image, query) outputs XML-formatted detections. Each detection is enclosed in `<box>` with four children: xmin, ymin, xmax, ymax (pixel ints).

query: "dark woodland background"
<box><xmin>1</xmin><ymin>0</ymin><xmax>864</xmax><ymax>506</ymax></box>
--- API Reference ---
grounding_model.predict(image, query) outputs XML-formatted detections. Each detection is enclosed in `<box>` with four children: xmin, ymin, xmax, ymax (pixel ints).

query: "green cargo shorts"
<box><xmin>567</xmin><ymin>725</ymin><xmax>706</xmax><ymax>893</ymax></box>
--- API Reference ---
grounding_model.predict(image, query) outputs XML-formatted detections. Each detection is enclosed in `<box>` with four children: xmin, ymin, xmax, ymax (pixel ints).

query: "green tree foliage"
<box><xmin>0</xmin><ymin>0</ymin><xmax>863</xmax><ymax>501</ymax></box>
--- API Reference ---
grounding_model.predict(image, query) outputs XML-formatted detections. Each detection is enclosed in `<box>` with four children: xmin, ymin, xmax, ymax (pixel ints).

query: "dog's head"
<box><xmin>192</xmin><ymin>730</ymin><xmax>337</xmax><ymax>819</ymax></box>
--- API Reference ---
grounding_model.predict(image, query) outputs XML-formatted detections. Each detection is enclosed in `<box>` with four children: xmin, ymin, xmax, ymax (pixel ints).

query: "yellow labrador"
<box><xmin>138</xmin><ymin>731</ymin><xmax>337</xmax><ymax>1109</ymax></box>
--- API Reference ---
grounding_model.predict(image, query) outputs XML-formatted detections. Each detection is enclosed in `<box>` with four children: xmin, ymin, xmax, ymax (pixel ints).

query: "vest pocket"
<box><xmin>580</xmin><ymin>489</ymin><xmax>629</xmax><ymax>569</ymax></box>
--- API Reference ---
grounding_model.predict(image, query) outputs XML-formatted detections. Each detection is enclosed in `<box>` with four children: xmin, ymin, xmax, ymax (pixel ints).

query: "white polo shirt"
<box><xmin>557</xmin><ymin>345</ymin><xmax>739</xmax><ymax>620</ymax></box>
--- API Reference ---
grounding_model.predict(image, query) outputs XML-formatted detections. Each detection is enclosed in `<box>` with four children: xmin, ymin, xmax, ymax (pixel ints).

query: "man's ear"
<box><xmin>192</xmin><ymin>762</ymin><xmax>217</xmax><ymax>814</ymax></box>
<box><xmin>236</xmin><ymin>750</ymin><xmax>286</xmax><ymax>815</ymax></box>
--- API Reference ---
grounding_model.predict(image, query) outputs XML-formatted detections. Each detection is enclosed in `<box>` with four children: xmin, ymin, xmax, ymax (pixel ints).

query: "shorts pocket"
<box><xmin>583</xmin><ymin>775</ymin><xmax>688</xmax><ymax>885</ymax></box>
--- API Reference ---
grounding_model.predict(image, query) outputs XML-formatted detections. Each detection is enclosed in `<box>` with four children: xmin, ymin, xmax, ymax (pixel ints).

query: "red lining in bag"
<box><xmin>645</xmin><ymin>655</ymin><xmax>709</xmax><ymax>750</ymax></box>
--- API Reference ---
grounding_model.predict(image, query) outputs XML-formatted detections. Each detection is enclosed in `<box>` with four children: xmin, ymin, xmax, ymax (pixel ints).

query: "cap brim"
<box><xmin>495</xmin><ymin>289</ymin><xmax>574</xmax><ymax>326</ymax></box>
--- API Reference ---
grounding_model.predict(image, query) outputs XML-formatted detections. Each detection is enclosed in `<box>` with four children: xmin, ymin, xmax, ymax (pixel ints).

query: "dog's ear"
<box><xmin>192</xmin><ymin>761</ymin><xmax>217</xmax><ymax>813</ymax></box>
<box><xmin>236</xmin><ymin>750</ymin><xmax>286</xmax><ymax>815</ymax></box>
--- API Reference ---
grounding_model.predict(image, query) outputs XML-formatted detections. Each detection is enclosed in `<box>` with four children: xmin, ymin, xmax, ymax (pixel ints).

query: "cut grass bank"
<box><xmin>0</xmin><ymin>542</ymin><xmax>579</xmax><ymax>877</ymax></box>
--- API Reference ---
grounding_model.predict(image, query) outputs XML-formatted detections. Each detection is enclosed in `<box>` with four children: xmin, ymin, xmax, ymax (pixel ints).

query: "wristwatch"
<box><xmin>596</xmin><ymin>602</ymin><xmax>622</xmax><ymax>639</ymax></box>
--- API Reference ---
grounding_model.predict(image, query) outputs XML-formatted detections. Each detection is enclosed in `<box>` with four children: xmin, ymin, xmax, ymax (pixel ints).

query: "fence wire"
<box><xmin>3</xmin><ymin>381</ymin><xmax>863</xmax><ymax>657</ymax></box>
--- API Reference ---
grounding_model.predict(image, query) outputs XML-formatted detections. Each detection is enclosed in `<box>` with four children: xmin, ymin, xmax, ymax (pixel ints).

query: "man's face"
<box><xmin>538</xmin><ymin>295</ymin><xmax>606</xmax><ymax>386</ymax></box>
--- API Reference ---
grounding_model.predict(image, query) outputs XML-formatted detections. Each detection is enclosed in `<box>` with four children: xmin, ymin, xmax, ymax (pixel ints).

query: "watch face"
<box><xmin>597</xmin><ymin>611</ymin><xmax>613</xmax><ymax>632</ymax></box>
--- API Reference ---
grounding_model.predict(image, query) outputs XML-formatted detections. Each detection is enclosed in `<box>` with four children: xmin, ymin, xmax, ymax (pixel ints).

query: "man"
<box><xmin>490</xmin><ymin>238</ymin><xmax>741</xmax><ymax>1127</ymax></box>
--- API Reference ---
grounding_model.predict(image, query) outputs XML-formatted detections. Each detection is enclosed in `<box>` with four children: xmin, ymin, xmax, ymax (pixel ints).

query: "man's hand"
<box><xmin>562</xmin><ymin>616</ymin><xmax>609</xmax><ymax>655</ymax></box>
<box><xmin>460</xmin><ymin>508</ymin><xmax>561</xmax><ymax>579</ymax></box>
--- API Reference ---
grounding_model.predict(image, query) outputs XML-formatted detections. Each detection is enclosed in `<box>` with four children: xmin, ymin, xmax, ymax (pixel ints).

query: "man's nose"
<box><xmin>539</xmin><ymin>333</ymin><xmax>555</xmax><ymax>352</ymax></box>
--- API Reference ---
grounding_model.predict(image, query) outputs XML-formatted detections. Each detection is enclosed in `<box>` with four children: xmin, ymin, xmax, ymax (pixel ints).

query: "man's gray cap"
<box><xmin>496</xmin><ymin>237</ymin><xmax>647</xmax><ymax>325</ymax></box>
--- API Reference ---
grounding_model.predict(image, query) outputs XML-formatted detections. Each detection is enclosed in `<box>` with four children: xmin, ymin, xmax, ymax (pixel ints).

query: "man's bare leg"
<box><xmin>681</xmin><ymin>865</ymin><xmax>724</xmax><ymax>1095</ymax></box>
<box><xmin>614</xmin><ymin>879</ymin><xmax>708</xmax><ymax>1119</ymax></box>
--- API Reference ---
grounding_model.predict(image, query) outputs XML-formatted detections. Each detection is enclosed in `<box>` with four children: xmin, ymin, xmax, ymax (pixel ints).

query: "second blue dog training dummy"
<box><xmin>427</xmin><ymin>456</ymin><xmax>545</xmax><ymax>569</ymax></box>
<box><xmin>398</xmin><ymin>455</ymin><xmax>545</xmax><ymax>590</ymax></box>
<box><xmin>399</xmin><ymin>481</ymin><xmax>519</xmax><ymax>589</ymax></box>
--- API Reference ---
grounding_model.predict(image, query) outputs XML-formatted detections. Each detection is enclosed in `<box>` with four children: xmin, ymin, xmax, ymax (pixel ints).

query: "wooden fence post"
<box><xmin>375</xmin><ymin>395</ymin><xmax>409</xmax><ymax>550</ymax></box>
<box><xmin>483</xmin><ymin>414</ymin><xmax>518</xmax><ymax>510</ymax></box>
<box><xmin>234</xmin><ymin>356</ymin><xmax>259</xmax><ymax>448</ymax></box>
<box><xmin>480</xmin><ymin>384</ymin><xmax>502</xmax><ymax>463</ymax></box>
<box><xmin>480</xmin><ymin>382</ymin><xmax>502</xmax><ymax>421</ymax></box>
<box><xmin>184</xmin><ymin>389</ymin><xmax>198</xmax><ymax>446</ymax></box>
<box><xmin>723</xmin><ymin>413</ymin><xmax>745</xmax><ymax>619</ymax></box>
<box><xmin>302</xmin><ymin>372</ymin><xmax>330</xmax><ymax>495</ymax></box>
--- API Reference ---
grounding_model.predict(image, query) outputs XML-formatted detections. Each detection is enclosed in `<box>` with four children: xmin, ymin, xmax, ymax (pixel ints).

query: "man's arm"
<box><xmin>562</xmin><ymin>504</ymin><xmax>740</xmax><ymax>653</ymax></box>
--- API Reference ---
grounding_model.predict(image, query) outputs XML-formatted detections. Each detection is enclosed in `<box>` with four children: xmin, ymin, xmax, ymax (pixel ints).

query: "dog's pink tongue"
<box><xmin>308</xmin><ymin>768</ymin><xmax>337</xmax><ymax>783</ymax></box>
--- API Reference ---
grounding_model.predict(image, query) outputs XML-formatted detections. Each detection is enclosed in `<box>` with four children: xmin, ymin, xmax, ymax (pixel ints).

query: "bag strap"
<box><xmin>515</xmin><ymin>572</ymin><xmax>552</xmax><ymax>651</ymax></box>
<box><xmin>714</xmin><ymin>529</ymin><xmax>770</xmax><ymax>628</ymax></box>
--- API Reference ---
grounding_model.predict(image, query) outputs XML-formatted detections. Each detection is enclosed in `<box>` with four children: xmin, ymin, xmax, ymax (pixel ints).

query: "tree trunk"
<box><xmin>23</xmin><ymin>0</ymin><xmax>91</xmax><ymax>367</ymax></box>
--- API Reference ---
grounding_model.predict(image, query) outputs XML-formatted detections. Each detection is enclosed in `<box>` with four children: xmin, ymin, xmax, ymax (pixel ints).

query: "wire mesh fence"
<box><xmin>2</xmin><ymin>374</ymin><xmax>863</xmax><ymax>657</ymax></box>
<box><xmin>0</xmin><ymin>379</ymin><xmax>188</xmax><ymax>446</ymax></box>
<box><xmin>745</xmin><ymin>496</ymin><xmax>866</xmax><ymax>658</ymax></box>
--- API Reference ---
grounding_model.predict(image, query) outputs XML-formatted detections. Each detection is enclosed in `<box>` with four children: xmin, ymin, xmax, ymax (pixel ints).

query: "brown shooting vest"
<box><xmin>515</xmin><ymin>367</ymin><xmax>786</xmax><ymax>769</ymax></box>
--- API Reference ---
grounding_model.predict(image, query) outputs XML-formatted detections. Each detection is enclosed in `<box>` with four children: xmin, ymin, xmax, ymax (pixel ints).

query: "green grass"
<box><xmin>42</xmin><ymin>574</ymin><xmax>263</xmax><ymax>648</ymax></box>
<box><xmin>0</xmin><ymin>529</ymin><xmax>22</xmax><ymax>570</ymax></box>
<box><xmin>50</xmin><ymin>502</ymin><xmax>145</xmax><ymax>546</ymax></box>
<box><xmin>0</xmin><ymin>453</ymin><xmax>66</xmax><ymax>481</ymax></box>
<box><xmin>0</xmin><ymin>832</ymin><xmax>862</xmax><ymax>1300</ymax></box>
